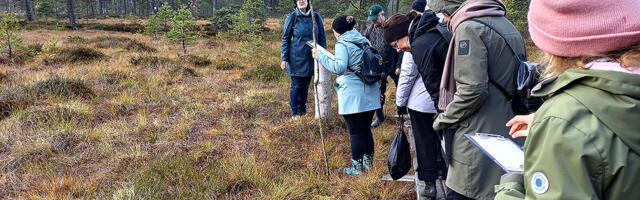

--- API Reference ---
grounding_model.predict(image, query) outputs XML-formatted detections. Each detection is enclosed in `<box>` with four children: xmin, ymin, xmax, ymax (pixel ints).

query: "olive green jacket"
<box><xmin>432</xmin><ymin>16</ymin><xmax>527</xmax><ymax>200</ymax></box>
<box><xmin>495</xmin><ymin>68</ymin><xmax>640</xmax><ymax>199</ymax></box>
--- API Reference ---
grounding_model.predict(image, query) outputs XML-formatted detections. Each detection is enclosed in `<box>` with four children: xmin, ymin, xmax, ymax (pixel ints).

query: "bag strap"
<box><xmin>467</xmin><ymin>19</ymin><xmax>526</xmax><ymax>62</ymax></box>
<box><xmin>466</xmin><ymin>19</ymin><xmax>524</xmax><ymax>100</ymax></box>
<box><xmin>435</xmin><ymin>23</ymin><xmax>452</xmax><ymax>43</ymax></box>
<box><xmin>336</xmin><ymin>40</ymin><xmax>366</xmax><ymax>72</ymax></box>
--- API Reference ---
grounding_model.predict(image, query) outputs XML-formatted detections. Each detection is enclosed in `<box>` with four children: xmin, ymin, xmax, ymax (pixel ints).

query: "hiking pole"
<box><xmin>310</xmin><ymin>3</ymin><xmax>331</xmax><ymax>177</ymax></box>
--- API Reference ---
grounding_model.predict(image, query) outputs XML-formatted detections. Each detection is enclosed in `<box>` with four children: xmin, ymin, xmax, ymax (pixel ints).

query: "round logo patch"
<box><xmin>531</xmin><ymin>172</ymin><xmax>549</xmax><ymax>194</ymax></box>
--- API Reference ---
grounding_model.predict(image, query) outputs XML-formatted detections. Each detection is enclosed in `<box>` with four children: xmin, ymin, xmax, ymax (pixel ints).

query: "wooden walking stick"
<box><xmin>310</xmin><ymin>3</ymin><xmax>331</xmax><ymax>177</ymax></box>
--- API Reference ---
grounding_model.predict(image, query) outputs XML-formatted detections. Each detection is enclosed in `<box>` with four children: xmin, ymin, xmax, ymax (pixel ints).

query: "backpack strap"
<box><xmin>466</xmin><ymin>19</ymin><xmax>525</xmax><ymax>101</ymax></box>
<box><xmin>336</xmin><ymin>40</ymin><xmax>365</xmax><ymax>72</ymax></box>
<box><xmin>435</xmin><ymin>23</ymin><xmax>452</xmax><ymax>43</ymax></box>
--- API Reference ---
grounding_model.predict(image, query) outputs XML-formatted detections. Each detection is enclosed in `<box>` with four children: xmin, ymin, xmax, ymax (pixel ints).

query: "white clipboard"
<box><xmin>465</xmin><ymin>133</ymin><xmax>524</xmax><ymax>173</ymax></box>
<box><xmin>306</xmin><ymin>41</ymin><xmax>334</xmax><ymax>60</ymax></box>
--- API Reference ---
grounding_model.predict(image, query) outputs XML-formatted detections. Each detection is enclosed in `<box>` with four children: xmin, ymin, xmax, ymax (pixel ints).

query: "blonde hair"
<box><xmin>542</xmin><ymin>44</ymin><xmax>640</xmax><ymax>77</ymax></box>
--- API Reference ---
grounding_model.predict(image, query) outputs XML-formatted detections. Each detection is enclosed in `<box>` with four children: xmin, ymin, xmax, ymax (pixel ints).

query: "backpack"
<box><xmin>467</xmin><ymin>19</ymin><xmax>540</xmax><ymax>115</ymax></box>
<box><xmin>338</xmin><ymin>41</ymin><xmax>385</xmax><ymax>84</ymax></box>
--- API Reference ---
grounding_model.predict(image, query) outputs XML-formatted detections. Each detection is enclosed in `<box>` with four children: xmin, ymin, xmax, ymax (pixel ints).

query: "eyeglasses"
<box><xmin>390</xmin><ymin>40</ymin><xmax>398</xmax><ymax>49</ymax></box>
<box><xmin>296</xmin><ymin>0</ymin><xmax>307</xmax><ymax>2</ymax></box>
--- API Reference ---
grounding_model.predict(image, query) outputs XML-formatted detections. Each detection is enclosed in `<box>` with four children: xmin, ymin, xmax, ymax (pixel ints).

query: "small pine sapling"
<box><xmin>165</xmin><ymin>6</ymin><xmax>199</xmax><ymax>54</ymax></box>
<box><xmin>39</xmin><ymin>37</ymin><xmax>58</xmax><ymax>65</ymax></box>
<box><xmin>0</xmin><ymin>13</ymin><xmax>27</xmax><ymax>61</ymax></box>
<box><xmin>144</xmin><ymin>14</ymin><xmax>163</xmax><ymax>39</ymax></box>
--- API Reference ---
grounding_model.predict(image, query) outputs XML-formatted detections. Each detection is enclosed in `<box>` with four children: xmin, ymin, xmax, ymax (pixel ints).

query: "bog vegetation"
<box><xmin>0</xmin><ymin>0</ymin><xmax>535</xmax><ymax>198</ymax></box>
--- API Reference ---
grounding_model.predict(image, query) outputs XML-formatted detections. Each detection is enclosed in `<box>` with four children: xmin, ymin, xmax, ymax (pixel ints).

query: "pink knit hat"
<box><xmin>528</xmin><ymin>0</ymin><xmax>640</xmax><ymax>57</ymax></box>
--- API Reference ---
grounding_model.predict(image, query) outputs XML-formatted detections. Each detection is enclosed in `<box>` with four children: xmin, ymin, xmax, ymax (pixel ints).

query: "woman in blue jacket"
<box><xmin>312</xmin><ymin>15</ymin><xmax>381</xmax><ymax>175</ymax></box>
<box><xmin>280</xmin><ymin>0</ymin><xmax>327</xmax><ymax>117</ymax></box>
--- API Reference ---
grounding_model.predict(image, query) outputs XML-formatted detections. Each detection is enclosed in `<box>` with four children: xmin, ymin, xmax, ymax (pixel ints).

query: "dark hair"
<box><xmin>382</xmin><ymin>13</ymin><xmax>417</xmax><ymax>43</ymax></box>
<box><xmin>383</xmin><ymin>12</ymin><xmax>417</xmax><ymax>30</ymax></box>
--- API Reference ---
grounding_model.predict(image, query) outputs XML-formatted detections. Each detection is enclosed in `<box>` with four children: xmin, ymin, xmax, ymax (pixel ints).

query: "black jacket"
<box><xmin>409</xmin><ymin>11</ymin><xmax>452</xmax><ymax>110</ymax></box>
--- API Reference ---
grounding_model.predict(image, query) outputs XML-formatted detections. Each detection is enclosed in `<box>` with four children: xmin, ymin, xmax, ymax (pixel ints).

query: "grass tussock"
<box><xmin>0</xmin><ymin>77</ymin><xmax>93</xmax><ymax>120</ymax></box>
<box><xmin>129</xmin><ymin>55</ymin><xmax>173</xmax><ymax>69</ymax></box>
<box><xmin>87</xmin><ymin>23</ymin><xmax>144</xmax><ymax>33</ymax></box>
<box><xmin>182</xmin><ymin>55</ymin><xmax>212</xmax><ymax>68</ymax></box>
<box><xmin>213</xmin><ymin>58</ymin><xmax>243</xmax><ymax>70</ymax></box>
<box><xmin>241</xmin><ymin>62</ymin><xmax>286</xmax><ymax>83</ymax></box>
<box><xmin>66</xmin><ymin>36</ymin><xmax>89</xmax><ymax>43</ymax></box>
<box><xmin>54</xmin><ymin>47</ymin><xmax>107</xmax><ymax>64</ymax></box>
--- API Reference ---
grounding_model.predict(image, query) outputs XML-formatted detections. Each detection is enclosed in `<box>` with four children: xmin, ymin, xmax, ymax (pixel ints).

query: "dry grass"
<box><xmin>1</xmin><ymin>18</ymin><xmax>416</xmax><ymax>199</ymax></box>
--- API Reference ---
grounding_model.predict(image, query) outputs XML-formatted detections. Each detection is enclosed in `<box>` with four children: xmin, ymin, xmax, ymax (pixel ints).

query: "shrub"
<box><xmin>165</xmin><ymin>6</ymin><xmax>199</xmax><ymax>54</ymax></box>
<box><xmin>129</xmin><ymin>55</ymin><xmax>174</xmax><ymax>68</ymax></box>
<box><xmin>213</xmin><ymin>58</ymin><xmax>243</xmax><ymax>70</ymax></box>
<box><xmin>241</xmin><ymin>63</ymin><xmax>285</xmax><ymax>83</ymax></box>
<box><xmin>39</xmin><ymin>37</ymin><xmax>58</xmax><ymax>65</ymax></box>
<box><xmin>32</xmin><ymin>77</ymin><xmax>95</xmax><ymax>99</ymax></box>
<box><xmin>124</xmin><ymin>40</ymin><xmax>156</xmax><ymax>52</ymax></box>
<box><xmin>88</xmin><ymin>23</ymin><xmax>145</xmax><ymax>33</ymax></box>
<box><xmin>54</xmin><ymin>47</ymin><xmax>107</xmax><ymax>63</ymax></box>
<box><xmin>183</xmin><ymin>55</ymin><xmax>211</xmax><ymax>67</ymax></box>
<box><xmin>93</xmin><ymin>36</ymin><xmax>131</xmax><ymax>48</ymax></box>
<box><xmin>66</xmin><ymin>36</ymin><xmax>88</xmax><ymax>43</ymax></box>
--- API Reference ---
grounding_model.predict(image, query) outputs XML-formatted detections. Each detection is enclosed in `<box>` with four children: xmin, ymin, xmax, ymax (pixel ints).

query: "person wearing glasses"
<box><xmin>280</xmin><ymin>0</ymin><xmax>327</xmax><ymax>118</ymax></box>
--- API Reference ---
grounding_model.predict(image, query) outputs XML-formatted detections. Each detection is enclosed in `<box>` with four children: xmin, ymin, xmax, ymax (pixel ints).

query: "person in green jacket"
<box><xmin>496</xmin><ymin>0</ymin><xmax>640</xmax><ymax>199</ymax></box>
<box><xmin>427</xmin><ymin>0</ymin><xmax>527</xmax><ymax>199</ymax></box>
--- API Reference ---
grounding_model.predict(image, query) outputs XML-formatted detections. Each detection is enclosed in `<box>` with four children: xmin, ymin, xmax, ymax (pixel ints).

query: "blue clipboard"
<box><xmin>465</xmin><ymin>133</ymin><xmax>524</xmax><ymax>173</ymax></box>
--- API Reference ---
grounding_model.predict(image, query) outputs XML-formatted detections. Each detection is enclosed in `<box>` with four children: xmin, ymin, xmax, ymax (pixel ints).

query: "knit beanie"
<box><xmin>528</xmin><ymin>0</ymin><xmax>640</xmax><ymax>57</ymax></box>
<box><xmin>292</xmin><ymin>0</ymin><xmax>311</xmax><ymax>10</ymax></box>
<box><xmin>332</xmin><ymin>15</ymin><xmax>357</xmax><ymax>35</ymax></box>
<box><xmin>382</xmin><ymin>13</ymin><xmax>414</xmax><ymax>43</ymax></box>
<box><xmin>411</xmin><ymin>0</ymin><xmax>427</xmax><ymax>12</ymax></box>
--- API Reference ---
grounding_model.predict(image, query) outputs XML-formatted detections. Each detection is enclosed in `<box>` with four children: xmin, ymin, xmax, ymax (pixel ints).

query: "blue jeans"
<box><xmin>289</xmin><ymin>76</ymin><xmax>312</xmax><ymax>116</ymax></box>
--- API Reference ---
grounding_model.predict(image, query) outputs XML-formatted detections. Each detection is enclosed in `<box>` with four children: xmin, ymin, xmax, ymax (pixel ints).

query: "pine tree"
<box><xmin>144</xmin><ymin>13</ymin><xmax>162</xmax><ymax>39</ymax></box>
<box><xmin>165</xmin><ymin>6</ymin><xmax>198</xmax><ymax>54</ymax></box>
<box><xmin>0</xmin><ymin>13</ymin><xmax>27</xmax><ymax>61</ymax></box>
<box><xmin>156</xmin><ymin>2</ymin><xmax>173</xmax><ymax>32</ymax></box>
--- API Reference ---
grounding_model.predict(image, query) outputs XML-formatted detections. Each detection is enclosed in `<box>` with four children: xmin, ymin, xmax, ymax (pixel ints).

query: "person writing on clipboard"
<box><xmin>496</xmin><ymin>0</ymin><xmax>640</xmax><ymax>199</ymax></box>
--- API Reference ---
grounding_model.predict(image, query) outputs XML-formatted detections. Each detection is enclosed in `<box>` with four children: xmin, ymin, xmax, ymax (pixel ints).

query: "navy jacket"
<box><xmin>280</xmin><ymin>8</ymin><xmax>327</xmax><ymax>77</ymax></box>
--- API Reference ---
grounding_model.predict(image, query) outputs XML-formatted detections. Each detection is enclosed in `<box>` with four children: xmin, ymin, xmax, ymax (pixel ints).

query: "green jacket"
<box><xmin>495</xmin><ymin>68</ymin><xmax>640</xmax><ymax>199</ymax></box>
<box><xmin>432</xmin><ymin>16</ymin><xmax>527</xmax><ymax>200</ymax></box>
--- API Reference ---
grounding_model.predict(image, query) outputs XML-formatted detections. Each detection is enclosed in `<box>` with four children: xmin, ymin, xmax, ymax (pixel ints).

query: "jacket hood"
<box><xmin>427</xmin><ymin>0</ymin><xmax>466</xmax><ymax>16</ymax></box>
<box><xmin>533</xmin><ymin>68</ymin><xmax>640</xmax><ymax>154</ymax></box>
<box><xmin>413</xmin><ymin>10</ymin><xmax>441</xmax><ymax>38</ymax></box>
<box><xmin>338</xmin><ymin>29</ymin><xmax>369</xmax><ymax>44</ymax></box>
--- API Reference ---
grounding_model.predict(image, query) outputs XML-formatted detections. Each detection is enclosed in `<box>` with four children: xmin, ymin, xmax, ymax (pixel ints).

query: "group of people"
<box><xmin>281</xmin><ymin>0</ymin><xmax>640</xmax><ymax>199</ymax></box>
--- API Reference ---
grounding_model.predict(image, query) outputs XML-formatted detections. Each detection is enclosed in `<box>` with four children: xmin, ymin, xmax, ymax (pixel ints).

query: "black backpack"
<box><xmin>467</xmin><ymin>19</ymin><xmax>540</xmax><ymax>115</ymax></box>
<box><xmin>338</xmin><ymin>41</ymin><xmax>385</xmax><ymax>84</ymax></box>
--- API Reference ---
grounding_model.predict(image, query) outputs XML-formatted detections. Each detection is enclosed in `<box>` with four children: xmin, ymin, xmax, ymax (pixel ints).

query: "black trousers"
<box><xmin>409</xmin><ymin>109</ymin><xmax>444</xmax><ymax>182</ymax></box>
<box><xmin>343</xmin><ymin>110</ymin><xmax>376</xmax><ymax>160</ymax></box>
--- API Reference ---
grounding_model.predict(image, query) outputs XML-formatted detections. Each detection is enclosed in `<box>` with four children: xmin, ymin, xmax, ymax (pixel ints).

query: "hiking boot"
<box><xmin>344</xmin><ymin>159</ymin><xmax>364</xmax><ymax>175</ymax></box>
<box><xmin>371</xmin><ymin>109</ymin><xmax>385</xmax><ymax>128</ymax></box>
<box><xmin>363</xmin><ymin>154</ymin><xmax>373</xmax><ymax>171</ymax></box>
<box><xmin>416</xmin><ymin>180</ymin><xmax>437</xmax><ymax>199</ymax></box>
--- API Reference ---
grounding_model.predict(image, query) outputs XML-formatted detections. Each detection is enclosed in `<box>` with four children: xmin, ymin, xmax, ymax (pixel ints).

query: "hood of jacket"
<box><xmin>427</xmin><ymin>0</ymin><xmax>466</xmax><ymax>16</ymax></box>
<box><xmin>533</xmin><ymin>68</ymin><xmax>640</xmax><ymax>154</ymax></box>
<box><xmin>338</xmin><ymin>29</ymin><xmax>369</xmax><ymax>45</ymax></box>
<box><xmin>412</xmin><ymin>10</ymin><xmax>441</xmax><ymax>39</ymax></box>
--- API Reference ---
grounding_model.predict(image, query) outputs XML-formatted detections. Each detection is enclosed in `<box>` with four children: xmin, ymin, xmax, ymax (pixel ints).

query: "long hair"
<box><xmin>542</xmin><ymin>44</ymin><xmax>640</xmax><ymax>78</ymax></box>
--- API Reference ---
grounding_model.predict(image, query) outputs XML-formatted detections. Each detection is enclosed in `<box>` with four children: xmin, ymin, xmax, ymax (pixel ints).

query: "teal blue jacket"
<box><xmin>315</xmin><ymin>29</ymin><xmax>381</xmax><ymax>115</ymax></box>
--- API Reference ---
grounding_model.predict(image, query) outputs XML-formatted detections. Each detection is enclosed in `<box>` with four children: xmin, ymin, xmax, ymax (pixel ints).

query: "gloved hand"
<box><xmin>397</xmin><ymin>106</ymin><xmax>408</xmax><ymax>116</ymax></box>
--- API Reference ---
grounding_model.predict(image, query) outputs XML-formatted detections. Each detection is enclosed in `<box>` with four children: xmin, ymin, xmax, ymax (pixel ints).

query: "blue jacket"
<box><xmin>280</xmin><ymin>8</ymin><xmax>327</xmax><ymax>77</ymax></box>
<box><xmin>315</xmin><ymin>29</ymin><xmax>381</xmax><ymax>115</ymax></box>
